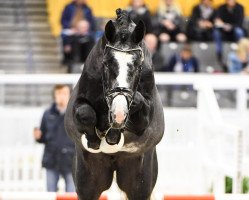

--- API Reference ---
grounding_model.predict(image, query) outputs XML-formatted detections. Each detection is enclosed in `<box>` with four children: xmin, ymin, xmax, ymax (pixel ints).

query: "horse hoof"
<box><xmin>105</xmin><ymin>129</ymin><xmax>121</xmax><ymax>145</ymax></box>
<box><xmin>100</xmin><ymin>132</ymin><xmax>124</xmax><ymax>154</ymax></box>
<box><xmin>87</xmin><ymin>141</ymin><xmax>100</xmax><ymax>150</ymax></box>
<box><xmin>81</xmin><ymin>135</ymin><xmax>101</xmax><ymax>153</ymax></box>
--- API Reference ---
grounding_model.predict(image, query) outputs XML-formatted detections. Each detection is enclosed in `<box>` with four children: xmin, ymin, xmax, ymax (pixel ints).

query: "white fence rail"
<box><xmin>0</xmin><ymin>146</ymin><xmax>45</xmax><ymax>191</ymax></box>
<box><xmin>0</xmin><ymin>73</ymin><xmax>248</xmax><ymax>110</ymax></box>
<box><xmin>0</xmin><ymin>73</ymin><xmax>248</xmax><ymax>194</ymax></box>
<box><xmin>196</xmin><ymin>83</ymin><xmax>244</xmax><ymax>193</ymax></box>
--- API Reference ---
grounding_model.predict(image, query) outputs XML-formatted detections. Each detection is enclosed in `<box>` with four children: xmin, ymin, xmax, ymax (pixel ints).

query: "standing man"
<box><xmin>33</xmin><ymin>84</ymin><xmax>75</xmax><ymax>192</ymax></box>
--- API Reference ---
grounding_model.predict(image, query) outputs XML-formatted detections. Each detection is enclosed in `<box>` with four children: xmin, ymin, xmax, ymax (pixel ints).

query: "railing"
<box><xmin>0</xmin><ymin>73</ymin><xmax>248</xmax><ymax>110</ymax></box>
<box><xmin>0</xmin><ymin>146</ymin><xmax>45</xmax><ymax>191</ymax></box>
<box><xmin>0</xmin><ymin>73</ymin><xmax>248</xmax><ymax>194</ymax></box>
<box><xmin>195</xmin><ymin>83</ymin><xmax>244</xmax><ymax>193</ymax></box>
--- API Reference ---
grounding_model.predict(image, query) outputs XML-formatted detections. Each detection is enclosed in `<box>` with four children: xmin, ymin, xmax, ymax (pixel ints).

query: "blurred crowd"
<box><xmin>60</xmin><ymin>0</ymin><xmax>249</xmax><ymax>74</ymax></box>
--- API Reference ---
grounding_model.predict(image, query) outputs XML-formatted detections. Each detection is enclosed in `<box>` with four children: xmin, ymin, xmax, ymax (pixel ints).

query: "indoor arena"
<box><xmin>0</xmin><ymin>0</ymin><xmax>249</xmax><ymax>200</ymax></box>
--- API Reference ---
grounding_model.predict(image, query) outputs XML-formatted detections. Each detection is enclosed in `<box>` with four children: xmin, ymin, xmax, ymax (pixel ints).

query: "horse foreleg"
<box><xmin>116</xmin><ymin>148</ymin><xmax>158</xmax><ymax>200</ymax></box>
<box><xmin>73</xmin><ymin>103</ymin><xmax>101</xmax><ymax>149</ymax></box>
<box><xmin>73</xmin><ymin>150</ymin><xmax>114</xmax><ymax>200</ymax></box>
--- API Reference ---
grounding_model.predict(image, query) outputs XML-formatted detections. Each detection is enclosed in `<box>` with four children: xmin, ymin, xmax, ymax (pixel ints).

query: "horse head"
<box><xmin>102</xmin><ymin>9</ymin><xmax>145</xmax><ymax>129</ymax></box>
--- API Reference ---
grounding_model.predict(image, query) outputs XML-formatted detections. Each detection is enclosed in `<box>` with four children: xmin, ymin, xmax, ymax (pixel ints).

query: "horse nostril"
<box><xmin>114</xmin><ymin>111</ymin><xmax>126</xmax><ymax>124</ymax></box>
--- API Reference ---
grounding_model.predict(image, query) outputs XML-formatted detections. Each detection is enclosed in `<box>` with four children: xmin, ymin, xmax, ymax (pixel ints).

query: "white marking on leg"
<box><xmin>81</xmin><ymin>134</ymin><xmax>101</xmax><ymax>153</ymax></box>
<box><xmin>113</xmin><ymin>51</ymin><xmax>133</xmax><ymax>88</ymax></box>
<box><xmin>100</xmin><ymin>132</ymin><xmax>125</xmax><ymax>154</ymax></box>
<box><xmin>120</xmin><ymin>143</ymin><xmax>140</xmax><ymax>153</ymax></box>
<box><xmin>81</xmin><ymin>133</ymin><xmax>125</xmax><ymax>154</ymax></box>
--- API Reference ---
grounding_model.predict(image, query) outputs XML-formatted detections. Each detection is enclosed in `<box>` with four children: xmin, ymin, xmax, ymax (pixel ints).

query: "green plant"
<box><xmin>225</xmin><ymin>176</ymin><xmax>249</xmax><ymax>193</ymax></box>
<box><xmin>242</xmin><ymin>176</ymin><xmax>249</xmax><ymax>193</ymax></box>
<box><xmin>225</xmin><ymin>176</ymin><xmax>232</xmax><ymax>193</ymax></box>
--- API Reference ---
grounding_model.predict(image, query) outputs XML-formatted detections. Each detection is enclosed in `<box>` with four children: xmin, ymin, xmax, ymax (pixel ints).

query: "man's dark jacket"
<box><xmin>186</xmin><ymin>4</ymin><xmax>216</xmax><ymax>40</ymax></box>
<box><xmin>216</xmin><ymin>3</ymin><xmax>244</xmax><ymax>28</ymax></box>
<box><xmin>36</xmin><ymin>103</ymin><xmax>75</xmax><ymax>173</ymax></box>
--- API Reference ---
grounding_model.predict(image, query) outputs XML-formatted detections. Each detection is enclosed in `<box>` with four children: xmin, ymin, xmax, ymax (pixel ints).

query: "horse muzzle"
<box><xmin>110</xmin><ymin>93</ymin><xmax>130</xmax><ymax>127</ymax></box>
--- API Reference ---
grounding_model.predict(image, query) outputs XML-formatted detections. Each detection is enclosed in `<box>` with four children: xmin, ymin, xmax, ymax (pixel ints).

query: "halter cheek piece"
<box><xmin>100</xmin><ymin>44</ymin><xmax>144</xmax><ymax>134</ymax></box>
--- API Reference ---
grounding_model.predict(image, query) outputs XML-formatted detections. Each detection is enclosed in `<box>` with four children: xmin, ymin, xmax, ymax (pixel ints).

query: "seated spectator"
<box><xmin>213</xmin><ymin>0</ymin><xmax>246</xmax><ymax>67</ymax></box>
<box><xmin>63</xmin><ymin>20</ymin><xmax>95</xmax><ymax>73</ymax></box>
<box><xmin>127</xmin><ymin>0</ymin><xmax>153</xmax><ymax>33</ymax></box>
<box><xmin>187</xmin><ymin>0</ymin><xmax>216</xmax><ymax>41</ymax></box>
<box><xmin>144</xmin><ymin>34</ymin><xmax>168</xmax><ymax>106</ymax></box>
<box><xmin>61</xmin><ymin>0</ymin><xmax>96</xmax><ymax>32</ymax></box>
<box><xmin>61</xmin><ymin>0</ymin><xmax>96</xmax><ymax>64</ymax></box>
<box><xmin>144</xmin><ymin>34</ymin><xmax>165</xmax><ymax>71</ymax></box>
<box><xmin>155</xmin><ymin>0</ymin><xmax>187</xmax><ymax>43</ymax></box>
<box><xmin>227</xmin><ymin>38</ymin><xmax>249</xmax><ymax>73</ymax></box>
<box><xmin>163</xmin><ymin>44</ymin><xmax>199</xmax><ymax>106</ymax></box>
<box><xmin>166</xmin><ymin>44</ymin><xmax>199</xmax><ymax>72</ymax></box>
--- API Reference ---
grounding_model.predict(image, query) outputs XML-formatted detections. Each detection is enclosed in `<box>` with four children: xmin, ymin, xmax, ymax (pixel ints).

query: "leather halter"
<box><xmin>101</xmin><ymin>43</ymin><xmax>144</xmax><ymax>132</ymax></box>
<box><xmin>104</xmin><ymin>44</ymin><xmax>144</xmax><ymax>62</ymax></box>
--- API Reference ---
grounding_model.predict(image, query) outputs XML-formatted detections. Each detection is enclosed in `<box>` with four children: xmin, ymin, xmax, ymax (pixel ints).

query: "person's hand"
<box><xmin>167</xmin><ymin>22</ymin><xmax>176</xmax><ymax>30</ymax></box>
<box><xmin>162</xmin><ymin>19</ymin><xmax>176</xmax><ymax>30</ymax></box>
<box><xmin>198</xmin><ymin>20</ymin><xmax>206</xmax><ymax>29</ymax></box>
<box><xmin>64</xmin><ymin>45</ymin><xmax>72</xmax><ymax>53</ymax></box>
<box><xmin>223</xmin><ymin>23</ymin><xmax>232</xmax><ymax>31</ymax></box>
<box><xmin>202</xmin><ymin>20</ymin><xmax>213</xmax><ymax>29</ymax></box>
<box><xmin>33</xmin><ymin>128</ymin><xmax>42</xmax><ymax>140</ymax></box>
<box><xmin>242</xmin><ymin>66</ymin><xmax>249</xmax><ymax>74</ymax></box>
<box><xmin>215</xmin><ymin>18</ymin><xmax>224</xmax><ymax>28</ymax></box>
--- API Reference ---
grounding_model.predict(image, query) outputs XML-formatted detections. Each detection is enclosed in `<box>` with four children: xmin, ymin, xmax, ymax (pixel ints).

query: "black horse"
<box><xmin>65</xmin><ymin>9</ymin><xmax>164</xmax><ymax>200</ymax></box>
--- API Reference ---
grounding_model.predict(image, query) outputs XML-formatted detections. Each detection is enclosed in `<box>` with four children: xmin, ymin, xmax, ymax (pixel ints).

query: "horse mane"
<box><xmin>115</xmin><ymin>9</ymin><xmax>133</xmax><ymax>43</ymax></box>
<box><xmin>116</xmin><ymin>8</ymin><xmax>131</xmax><ymax>28</ymax></box>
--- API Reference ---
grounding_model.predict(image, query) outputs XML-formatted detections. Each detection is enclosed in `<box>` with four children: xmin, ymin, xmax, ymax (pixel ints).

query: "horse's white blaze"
<box><xmin>113</xmin><ymin>51</ymin><xmax>133</xmax><ymax>88</ymax></box>
<box><xmin>111</xmin><ymin>95</ymin><xmax>128</xmax><ymax>124</ymax></box>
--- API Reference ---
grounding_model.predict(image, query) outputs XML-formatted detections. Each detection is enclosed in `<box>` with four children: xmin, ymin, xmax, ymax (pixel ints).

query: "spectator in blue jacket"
<box><xmin>227</xmin><ymin>38</ymin><xmax>249</xmax><ymax>73</ymax></box>
<box><xmin>61</xmin><ymin>0</ymin><xmax>95</xmax><ymax>31</ymax></box>
<box><xmin>61</xmin><ymin>0</ymin><xmax>96</xmax><ymax>64</ymax></box>
<box><xmin>164</xmin><ymin>44</ymin><xmax>199</xmax><ymax>106</ymax></box>
<box><xmin>166</xmin><ymin>44</ymin><xmax>199</xmax><ymax>72</ymax></box>
<box><xmin>33</xmin><ymin>84</ymin><xmax>75</xmax><ymax>192</ymax></box>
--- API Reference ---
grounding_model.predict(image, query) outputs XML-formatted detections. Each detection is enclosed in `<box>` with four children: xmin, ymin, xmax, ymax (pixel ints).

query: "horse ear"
<box><xmin>105</xmin><ymin>20</ymin><xmax>116</xmax><ymax>43</ymax></box>
<box><xmin>131</xmin><ymin>20</ymin><xmax>145</xmax><ymax>44</ymax></box>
